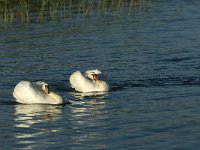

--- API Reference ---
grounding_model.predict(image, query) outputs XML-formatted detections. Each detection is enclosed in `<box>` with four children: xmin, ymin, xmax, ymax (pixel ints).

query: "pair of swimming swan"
<box><xmin>13</xmin><ymin>69</ymin><xmax>109</xmax><ymax>104</ymax></box>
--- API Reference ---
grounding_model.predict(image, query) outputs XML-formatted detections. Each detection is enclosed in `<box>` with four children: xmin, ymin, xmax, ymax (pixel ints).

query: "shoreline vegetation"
<box><xmin>0</xmin><ymin>0</ymin><xmax>152</xmax><ymax>24</ymax></box>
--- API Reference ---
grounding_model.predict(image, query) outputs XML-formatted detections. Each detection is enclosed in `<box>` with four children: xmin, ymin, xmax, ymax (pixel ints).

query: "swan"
<box><xmin>69</xmin><ymin>69</ymin><xmax>109</xmax><ymax>93</ymax></box>
<box><xmin>13</xmin><ymin>81</ymin><xmax>63</xmax><ymax>104</ymax></box>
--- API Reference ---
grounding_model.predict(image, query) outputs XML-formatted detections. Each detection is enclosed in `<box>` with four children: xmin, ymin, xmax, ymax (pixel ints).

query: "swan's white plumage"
<box><xmin>69</xmin><ymin>69</ymin><xmax>109</xmax><ymax>93</ymax></box>
<box><xmin>13</xmin><ymin>81</ymin><xmax>63</xmax><ymax>104</ymax></box>
<box><xmin>85</xmin><ymin>69</ymin><xmax>102</xmax><ymax>75</ymax></box>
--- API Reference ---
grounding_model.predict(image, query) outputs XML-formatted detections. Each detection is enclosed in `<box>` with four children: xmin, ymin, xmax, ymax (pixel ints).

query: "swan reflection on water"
<box><xmin>67</xmin><ymin>92</ymin><xmax>109</xmax><ymax>148</ymax></box>
<box><xmin>69</xmin><ymin>91</ymin><xmax>109</xmax><ymax>101</ymax></box>
<box><xmin>69</xmin><ymin>91</ymin><xmax>109</xmax><ymax>117</ymax></box>
<box><xmin>13</xmin><ymin>104</ymin><xmax>63</xmax><ymax>148</ymax></box>
<box><xmin>14</xmin><ymin>104</ymin><xmax>63</xmax><ymax>128</ymax></box>
<box><xmin>68</xmin><ymin>91</ymin><xmax>108</xmax><ymax>126</ymax></box>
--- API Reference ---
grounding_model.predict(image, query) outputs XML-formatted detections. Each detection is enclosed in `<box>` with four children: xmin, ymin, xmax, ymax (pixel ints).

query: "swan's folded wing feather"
<box><xmin>13</xmin><ymin>81</ymin><xmax>63</xmax><ymax>104</ymax></box>
<box><xmin>13</xmin><ymin>81</ymin><xmax>37</xmax><ymax>103</ymax></box>
<box><xmin>85</xmin><ymin>69</ymin><xmax>102</xmax><ymax>75</ymax></box>
<box><xmin>69</xmin><ymin>71</ymin><xmax>94</xmax><ymax>92</ymax></box>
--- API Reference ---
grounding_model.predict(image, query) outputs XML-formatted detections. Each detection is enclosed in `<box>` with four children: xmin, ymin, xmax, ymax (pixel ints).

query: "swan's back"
<box><xmin>69</xmin><ymin>70</ymin><xmax>109</xmax><ymax>93</ymax></box>
<box><xmin>13</xmin><ymin>81</ymin><xmax>63</xmax><ymax>104</ymax></box>
<box><xmin>69</xmin><ymin>71</ymin><xmax>95</xmax><ymax>93</ymax></box>
<box><xmin>13</xmin><ymin>81</ymin><xmax>37</xmax><ymax>104</ymax></box>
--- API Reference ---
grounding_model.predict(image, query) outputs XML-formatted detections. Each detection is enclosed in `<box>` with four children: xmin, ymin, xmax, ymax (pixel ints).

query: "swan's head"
<box><xmin>85</xmin><ymin>69</ymin><xmax>102</xmax><ymax>81</ymax></box>
<box><xmin>89</xmin><ymin>72</ymin><xmax>99</xmax><ymax>80</ymax></box>
<box><xmin>42</xmin><ymin>84</ymin><xmax>50</xmax><ymax>94</ymax></box>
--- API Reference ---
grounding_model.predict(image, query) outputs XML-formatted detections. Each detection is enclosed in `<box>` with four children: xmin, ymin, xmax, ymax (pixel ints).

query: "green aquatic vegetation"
<box><xmin>0</xmin><ymin>0</ymin><xmax>29</xmax><ymax>24</ymax></box>
<box><xmin>0</xmin><ymin>0</ymin><xmax>152</xmax><ymax>24</ymax></box>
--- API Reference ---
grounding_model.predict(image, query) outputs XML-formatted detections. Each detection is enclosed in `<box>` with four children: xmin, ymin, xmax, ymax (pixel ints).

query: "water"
<box><xmin>1</xmin><ymin>1</ymin><xmax>200</xmax><ymax>149</ymax></box>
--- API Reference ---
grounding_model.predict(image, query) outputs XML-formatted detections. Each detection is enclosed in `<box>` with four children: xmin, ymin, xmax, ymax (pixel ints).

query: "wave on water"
<box><xmin>48</xmin><ymin>76</ymin><xmax>200</xmax><ymax>93</ymax></box>
<box><xmin>111</xmin><ymin>76</ymin><xmax>200</xmax><ymax>91</ymax></box>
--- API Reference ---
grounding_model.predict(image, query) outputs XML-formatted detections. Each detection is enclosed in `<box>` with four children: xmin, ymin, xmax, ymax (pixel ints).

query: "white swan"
<box><xmin>69</xmin><ymin>69</ymin><xmax>109</xmax><ymax>93</ymax></box>
<box><xmin>13</xmin><ymin>81</ymin><xmax>63</xmax><ymax>104</ymax></box>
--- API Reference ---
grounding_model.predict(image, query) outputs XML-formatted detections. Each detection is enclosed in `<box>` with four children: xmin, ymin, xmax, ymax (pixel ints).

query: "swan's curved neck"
<box><xmin>46</xmin><ymin>92</ymin><xmax>62</xmax><ymax>103</ymax></box>
<box><xmin>42</xmin><ymin>84</ymin><xmax>49</xmax><ymax>94</ymax></box>
<box><xmin>93</xmin><ymin>79</ymin><xmax>101</xmax><ymax>83</ymax></box>
<box><xmin>94</xmin><ymin>79</ymin><xmax>103</xmax><ymax>85</ymax></box>
<box><xmin>47</xmin><ymin>92</ymin><xmax>56</xmax><ymax>98</ymax></box>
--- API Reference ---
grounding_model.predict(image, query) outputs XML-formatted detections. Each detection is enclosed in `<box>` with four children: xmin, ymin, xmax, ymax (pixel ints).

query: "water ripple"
<box><xmin>111</xmin><ymin>76</ymin><xmax>200</xmax><ymax>91</ymax></box>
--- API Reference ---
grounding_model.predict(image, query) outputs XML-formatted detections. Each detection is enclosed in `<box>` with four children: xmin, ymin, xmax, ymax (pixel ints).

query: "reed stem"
<box><xmin>0</xmin><ymin>0</ymin><xmax>151</xmax><ymax>24</ymax></box>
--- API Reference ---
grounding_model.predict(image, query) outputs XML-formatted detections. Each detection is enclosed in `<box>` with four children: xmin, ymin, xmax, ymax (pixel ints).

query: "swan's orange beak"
<box><xmin>93</xmin><ymin>74</ymin><xmax>99</xmax><ymax>80</ymax></box>
<box><xmin>44</xmin><ymin>85</ymin><xmax>49</xmax><ymax>94</ymax></box>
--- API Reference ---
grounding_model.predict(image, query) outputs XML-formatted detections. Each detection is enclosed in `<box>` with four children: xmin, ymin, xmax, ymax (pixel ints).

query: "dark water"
<box><xmin>1</xmin><ymin>1</ymin><xmax>200</xmax><ymax>149</ymax></box>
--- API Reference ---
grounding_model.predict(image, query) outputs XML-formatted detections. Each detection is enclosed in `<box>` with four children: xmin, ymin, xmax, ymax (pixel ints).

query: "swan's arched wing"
<box><xmin>69</xmin><ymin>71</ymin><xmax>94</xmax><ymax>92</ymax></box>
<box><xmin>85</xmin><ymin>69</ymin><xmax>102</xmax><ymax>75</ymax></box>
<box><xmin>13</xmin><ymin>81</ymin><xmax>63</xmax><ymax>104</ymax></box>
<box><xmin>13</xmin><ymin>81</ymin><xmax>40</xmax><ymax>103</ymax></box>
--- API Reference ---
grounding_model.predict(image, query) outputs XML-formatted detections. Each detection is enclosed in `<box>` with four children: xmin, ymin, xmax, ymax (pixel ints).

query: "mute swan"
<box><xmin>69</xmin><ymin>69</ymin><xmax>109</xmax><ymax>93</ymax></box>
<box><xmin>13</xmin><ymin>81</ymin><xmax>63</xmax><ymax>104</ymax></box>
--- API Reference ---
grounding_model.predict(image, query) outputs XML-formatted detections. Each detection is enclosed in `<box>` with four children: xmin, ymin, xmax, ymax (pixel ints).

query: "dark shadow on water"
<box><xmin>111</xmin><ymin>76</ymin><xmax>200</xmax><ymax>91</ymax></box>
<box><xmin>0</xmin><ymin>101</ymin><xmax>16</xmax><ymax>105</ymax></box>
<box><xmin>159</xmin><ymin>57</ymin><xmax>193</xmax><ymax>63</ymax></box>
<box><xmin>0</xmin><ymin>100</ymin><xmax>70</xmax><ymax>106</ymax></box>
